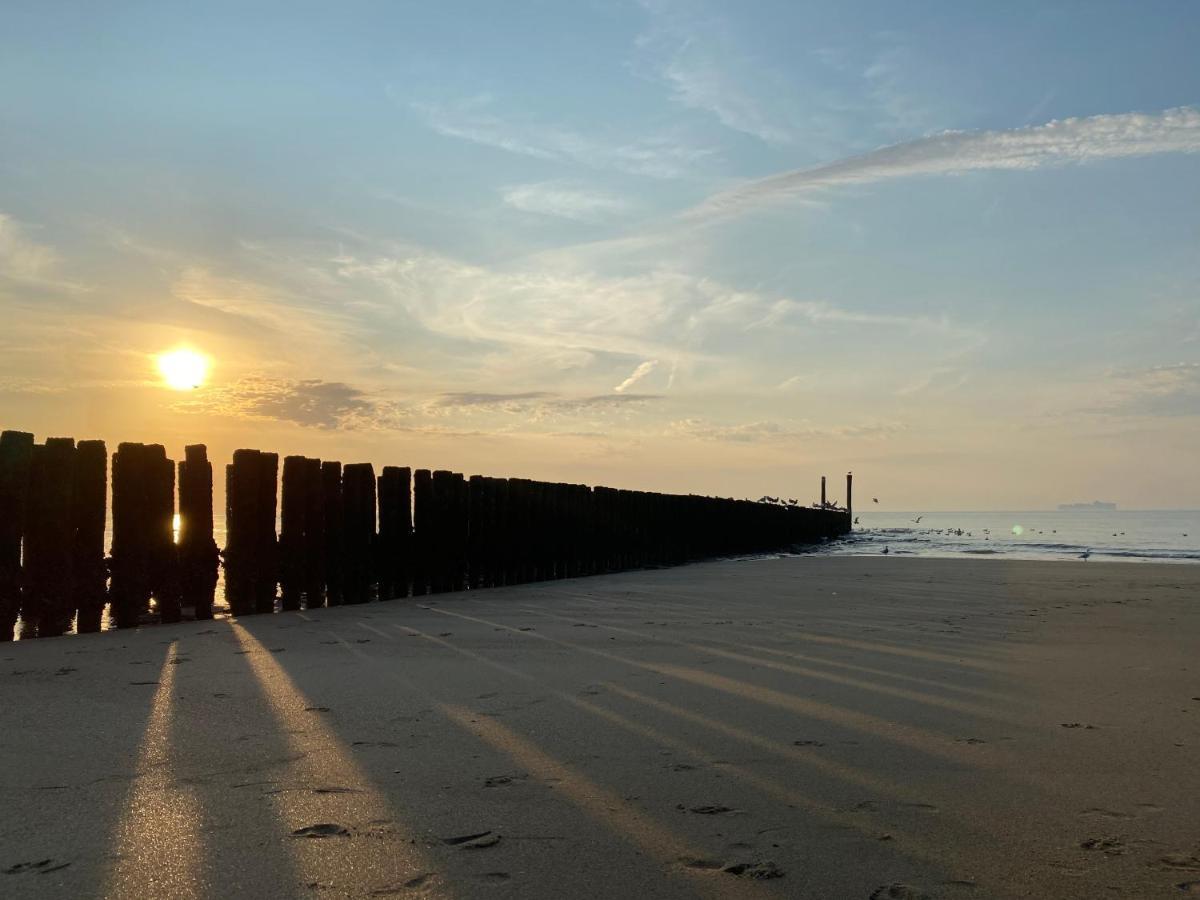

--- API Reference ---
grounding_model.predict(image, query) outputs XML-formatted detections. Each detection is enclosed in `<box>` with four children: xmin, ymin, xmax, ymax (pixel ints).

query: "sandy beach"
<box><xmin>2</xmin><ymin>555</ymin><xmax>1198</xmax><ymax>899</ymax></box>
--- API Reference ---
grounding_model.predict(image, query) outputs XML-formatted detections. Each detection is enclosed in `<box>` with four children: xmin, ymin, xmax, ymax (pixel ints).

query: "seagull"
<box><xmin>854</xmin><ymin>516</ymin><xmax>860</xmax><ymax>524</ymax></box>
<box><xmin>881</xmin><ymin>546</ymin><xmax>890</xmax><ymax>555</ymax></box>
<box><xmin>872</xmin><ymin>497</ymin><xmax>879</xmax><ymax>504</ymax></box>
<box><xmin>1079</xmin><ymin>549</ymin><xmax>1092</xmax><ymax>560</ymax></box>
<box><xmin>912</xmin><ymin>516</ymin><xmax>923</xmax><ymax>524</ymax></box>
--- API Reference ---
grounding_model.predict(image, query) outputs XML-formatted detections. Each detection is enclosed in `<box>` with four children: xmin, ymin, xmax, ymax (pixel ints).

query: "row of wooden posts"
<box><xmin>0</xmin><ymin>429</ymin><xmax>852</xmax><ymax>639</ymax></box>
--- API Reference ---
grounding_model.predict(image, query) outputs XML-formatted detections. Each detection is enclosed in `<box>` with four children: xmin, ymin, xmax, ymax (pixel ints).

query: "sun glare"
<box><xmin>157</xmin><ymin>348</ymin><xmax>209</xmax><ymax>390</ymax></box>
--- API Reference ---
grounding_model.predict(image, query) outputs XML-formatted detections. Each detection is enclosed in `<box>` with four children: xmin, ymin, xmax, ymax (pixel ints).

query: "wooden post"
<box><xmin>145</xmin><ymin>445</ymin><xmax>180</xmax><ymax>624</ymax></box>
<box><xmin>71</xmin><ymin>440</ymin><xmax>108</xmax><ymax>633</ymax></box>
<box><xmin>224</xmin><ymin>449</ymin><xmax>259</xmax><ymax>616</ymax></box>
<box><xmin>23</xmin><ymin>438</ymin><xmax>76</xmax><ymax>636</ymax></box>
<box><xmin>411</xmin><ymin>469</ymin><xmax>431</xmax><ymax>596</ymax></box>
<box><xmin>253</xmin><ymin>452</ymin><xmax>279</xmax><ymax>615</ymax></box>
<box><xmin>178</xmin><ymin>444</ymin><xmax>218</xmax><ymax>621</ymax></box>
<box><xmin>0</xmin><ymin>430</ymin><xmax>34</xmax><ymax>641</ymax></box>
<box><xmin>301</xmin><ymin>457</ymin><xmax>325</xmax><ymax>608</ymax></box>
<box><xmin>377</xmin><ymin>466</ymin><xmax>410</xmax><ymax>600</ymax></box>
<box><xmin>846</xmin><ymin>471</ymin><xmax>853</xmax><ymax>524</ymax></box>
<box><xmin>341</xmin><ymin>462</ymin><xmax>375</xmax><ymax>604</ymax></box>
<box><xmin>111</xmin><ymin>443</ymin><xmax>153</xmax><ymax>628</ymax></box>
<box><xmin>279</xmin><ymin>455</ymin><xmax>308</xmax><ymax>611</ymax></box>
<box><xmin>321</xmin><ymin>461</ymin><xmax>343</xmax><ymax>606</ymax></box>
<box><xmin>821</xmin><ymin>476</ymin><xmax>826</xmax><ymax>508</ymax></box>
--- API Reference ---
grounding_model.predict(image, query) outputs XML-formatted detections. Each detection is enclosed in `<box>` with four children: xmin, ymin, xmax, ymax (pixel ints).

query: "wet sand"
<box><xmin>2</xmin><ymin>556</ymin><xmax>1198</xmax><ymax>899</ymax></box>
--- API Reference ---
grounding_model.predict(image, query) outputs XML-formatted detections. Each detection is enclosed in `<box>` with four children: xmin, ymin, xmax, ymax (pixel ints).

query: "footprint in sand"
<box><xmin>1079</xmin><ymin>837</ymin><xmax>1126</xmax><ymax>855</ymax></box>
<box><xmin>3</xmin><ymin>859</ymin><xmax>71</xmax><ymax>875</ymax></box>
<box><xmin>870</xmin><ymin>883</ymin><xmax>931</xmax><ymax>899</ymax></box>
<box><xmin>1156</xmin><ymin>853</ymin><xmax>1200</xmax><ymax>872</ymax></box>
<box><xmin>441</xmin><ymin>831</ymin><xmax>501</xmax><ymax>849</ymax></box>
<box><xmin>291</xmin><ymin>823</ymin><xmax>350</xmax><ymax>838</ymax></box>
<box><xmin>1178</xmin><ymin>882</ymin><xmax>1200</xmax><ymax>894</ymax></box>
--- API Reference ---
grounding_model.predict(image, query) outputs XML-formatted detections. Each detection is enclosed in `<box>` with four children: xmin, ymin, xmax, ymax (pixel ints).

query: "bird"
<box><xmin>881</xmin><ymin>546</ymin><xmax>890</xmax><ymax>555</ymax></box>
<box><xmin>854</xmin><ymin>516</ymin><xmax>859</xmax><ymax>524</ymax></box>
<box><xmin>1079</xmin><ymin>549</ymin><xmax>1092</xmax><ymax>560</ymax></box>
<box><xmin>912</xmin><ymin>516</ymin><xmax>923</xmax><ymax>524</ymax></box>
<box><xmin>872</xmin><ymin>497</ymin><xmax>879</xmax><ymax>504</ymax></box>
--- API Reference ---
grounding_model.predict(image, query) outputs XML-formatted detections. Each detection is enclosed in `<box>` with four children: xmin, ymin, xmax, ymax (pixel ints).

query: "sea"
<box><xmin>816</xmin><ymin>509</ymin><xmax>1200</xmax><ymax>563</ymax></box>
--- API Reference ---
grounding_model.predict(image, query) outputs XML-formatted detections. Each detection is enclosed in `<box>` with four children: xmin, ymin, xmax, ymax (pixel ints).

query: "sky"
<box><xmin>2</xmin><ymin>0</ymin><xmax>1199</xmax><ymax>510</ymax></box>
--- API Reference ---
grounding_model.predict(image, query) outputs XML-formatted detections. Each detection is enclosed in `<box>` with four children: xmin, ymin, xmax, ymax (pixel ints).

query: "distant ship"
<box><xmin>1057</xmin><ymin>501</ymin><xmax>1117</xmax><ymax>511</ymax></box>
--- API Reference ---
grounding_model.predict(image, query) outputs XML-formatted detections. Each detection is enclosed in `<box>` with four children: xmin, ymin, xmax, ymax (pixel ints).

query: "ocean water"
<box><xmin>819</xmin><ymin>509</ymin><xmax>1200</xmax><ymax>563</ymax></box>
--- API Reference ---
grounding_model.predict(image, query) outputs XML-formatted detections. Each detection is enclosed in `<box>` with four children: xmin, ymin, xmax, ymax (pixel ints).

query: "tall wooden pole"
<box><xmin>846</xmin><ymin>471</ymin><xmax>853</xmax><ymax>524</ymax></box>
<box><xmin>23</xmin><ymin>438</ymin><xmax>76</xmax><ymax>636</ymax></box>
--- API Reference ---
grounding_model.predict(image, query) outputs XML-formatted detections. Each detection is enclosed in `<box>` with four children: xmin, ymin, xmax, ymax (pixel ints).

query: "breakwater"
<box><xmin>0</xmin><ymin>429</ymin><xmax>852</xmax><ymax>639</ymax></box>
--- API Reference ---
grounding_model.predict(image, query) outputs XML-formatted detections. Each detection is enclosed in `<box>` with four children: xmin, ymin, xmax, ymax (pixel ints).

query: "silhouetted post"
<box><xmin>0</xmin><ymin>430</ymin><xmax>34</xmax><ymax>641</ymax></box>
<box><xmin>280</xmin><ymin>455</ymin><xmax>308</xmax><ymax>611</ymax></box>
<box><xmin>145</xmin><ymin>445</ymin><xmax>180</xmax><ymax>623</ymax></box>
<box><xmin>23</xmin><ymin>438</ymin><xmax>75</xmax><ymax>636</ymax></box>
<box><xmin>321</xmin><ymin>461</ymin><xmax>343</xmax><ymax>606</ymax></box>
<box><xmin>178</xmin><ymin>444</ymin><xmax>218</xmax><ymax>621</ymax></box>
<box><xmin>821</xmin><ymin>476</ymin><xmax>826</xmax><ymax>509</ymax></box>
<box><xmin>224</xmin><ymin>449</ymin><xmax>259</xmax><ymax>616</ymax></box>
<box><xmin>377</xmin><ymin>466</ymin><xmax>410</xmax><ymax>600</ymax></box>
<box><xmin>430</xmin><ymin>470</ymin><xmax>454</xmax><ymax>593</ymax></box>
<box><xmin>342</xmin><ymin>462</ymin><xmax>375</xmax><ymax>604</ymax></box>
<box><xmin>110</xmin><ymin>443</ymin><xmax>152</xmax><ymax>628</ymax></box>
<box><xmin>300</xmin><ymin>457</ymin><xmax>325</xmax><ymax>607</ymax></box>
<box><xmin>412</xmin><ymin>469</ymin><xmax>432</xmax><ymax>596</ymax></box>
<box><xmin>71</xmin><ymin>440</ymin><xmax>108</xmax><ymax>633</ymax></box>
<box><xmin>253</xmin><ymin>452</ymin><xmax>279</xmax><ymax>615</ymax></box>
<box><xmin>846</xmin><ymin>471</ymin><xmax>853</xmax><ymax>524</ymax></box>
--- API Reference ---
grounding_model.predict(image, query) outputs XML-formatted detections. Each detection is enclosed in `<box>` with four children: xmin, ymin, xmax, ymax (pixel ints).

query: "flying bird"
<box><xmin>872</xmin><ymin>497</ymin><xmax>879</xmax><ymax>504</ymax></box>
<box><xmin>912</xmin><ymin>516</ymin><xmax>923</xmax><ymax>524</ymax></box>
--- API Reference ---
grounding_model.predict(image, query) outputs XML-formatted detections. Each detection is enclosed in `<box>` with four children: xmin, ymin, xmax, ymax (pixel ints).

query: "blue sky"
<box><xmin>2</xmin><ymin>1</ymin><xmax>1199</xmax><ymax>508</ymax></box>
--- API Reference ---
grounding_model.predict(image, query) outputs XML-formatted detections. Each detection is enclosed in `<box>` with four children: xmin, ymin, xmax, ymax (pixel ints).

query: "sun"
<box><xmin>157</xmin><ymin>348</ymin><xmax>210</xmax><ymax>390</ymax></box>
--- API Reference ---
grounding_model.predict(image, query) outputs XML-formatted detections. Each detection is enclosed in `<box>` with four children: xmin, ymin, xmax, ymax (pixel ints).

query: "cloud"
<box><xmin>502</xmin><ymin>182</ymin><xmax>634</xmax><ymax>222</ymax></box>
<box><xmin>669</xmin><ymin>418</ymin><xmax>907</xmax><ymax>443</ymax></box>
<box><xmin>614</xmin><ymin>359</ymin><xmax>659</xmax><ymax>392</ymax></box>
<box><xmin>1100</xmin><ymin>363</ymin><xmax>1200</xmax><ymax>417</ymax></box>
<box><xmin>688</xmin><ymin>107</ymin><xmax>1200</xmax><ymax>221</ymax></box>
<box><xmin>428</xmin><ymin>390</ymin><xmax>662</xmax><ymax>418</ymax></box>
<box><xmin>188</xmin><ymin>376</ymin><xmax>406</xmax><ymax>429</ymax></box>
<box><xmin>0</xmin><ymin>214</ymin><xmax>59</xmax><ymax>281</ymax></box>
<box><xmin>410</xmin><ymin>96</ymin><xmax>713</xmax><ymax>179</ymax></box>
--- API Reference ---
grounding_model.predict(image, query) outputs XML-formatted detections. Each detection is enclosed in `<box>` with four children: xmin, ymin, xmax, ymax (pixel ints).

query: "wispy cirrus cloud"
<box><xmin>688</xmin><ymin>106</ymin><xmax>1200</xmax><ymax>221</ymax></box>
<box><xmin>410</xmin><ymin>95</ymin><xmax>713</xmax><ymax>179</ymax></box>
<box><xmin>428</xmin><ymin>390</ymin><xmax>662</xmax><ymax>418</ymax></box>
<box><xmin>614</xmin><ymin>359</ymin><xmax>659</xmax><ymax>393</ymax></box>
<box><xmin>1099</xmin><ymin>362</ymin><xmax>1200</xmax><ymax>417</ymax></box>
<box><xmin>502</xmin><ymin>182</ymin><xmax>634</xmax><ymax>222</ymax></box>
<box><xmin>668</xmin><ymin>417</ymin><xmax>907</xmax><ymax>443</ymax></box>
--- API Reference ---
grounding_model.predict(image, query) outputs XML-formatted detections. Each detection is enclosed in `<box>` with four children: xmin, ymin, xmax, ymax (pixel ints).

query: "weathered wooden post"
<box><xmin>430</xmin><ymin>470</ymin><xmax>453</xmax><ymax>593</ymax></box>
<box><xmin>224</xmin><ymin>449</ymin><xmax>259</xmax><ymax>616</ymax></box>
<box><xmin>110</xmin><ymin>443</ymin><xmax>152</xmax><ymax>628</ymax></box>
<box><xmin>144</xmin><ymin>445</ymin><xmax>180</xmax><ymax>624</ymax></box>
<box><xmin>279</xmin><ymin>455</ymin><xmax>308</xmax><ymax>611</ymax></box>
<box><xmin>846</xmin><ymin>471</ymin><xmax>853</xmax><ymax>524</ymax></box>
<box><xmin>377</xmin><ymin>466</ymin><xmax>410</xmax><ymax>600</ymax></box>
<box><xmin>23</xmin><ymin>438</ymin><xmax>76</xmax><ymax>636</ymax></box>
<box><xmin>411</xmin><ymin>469</ymin><xmax>432</xmax><ymax>596</ymax></box>
<box><xmin>178</xmin><ymin>444</ymin><xmax>218</xmax><ymax>621</ymax></box>
<box><xmin>300</xmin><ymin>457</ymin><xmax>325</xmax><ymax>607</ymax></box>
<box><xmin>0</xmin><ymin>430</ymin><xmax>34</xmax><ymax>641</ymax></box>
<box><xmin>72</xmin><ymin>440</ymin><xmax>108</xmax><ymax>633</ymax></box>
<box><xmin>341</xmin><ymin>462</ymin><xmax>376</xmax><ymax>604</ymax></box>
<box><xmin>253</xmin><ymin>452</ymin><xmax>279</xmax><ymax>615</ymax></box>
<box><xmin>821</xmin><ymin>476</ymin><xmax>826</xmax><ymax>508</ymax></box>
<box><xmin>321</xmin><ymin>461</ymin><xmax>343</xmax><ymax>606</ymax></box>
